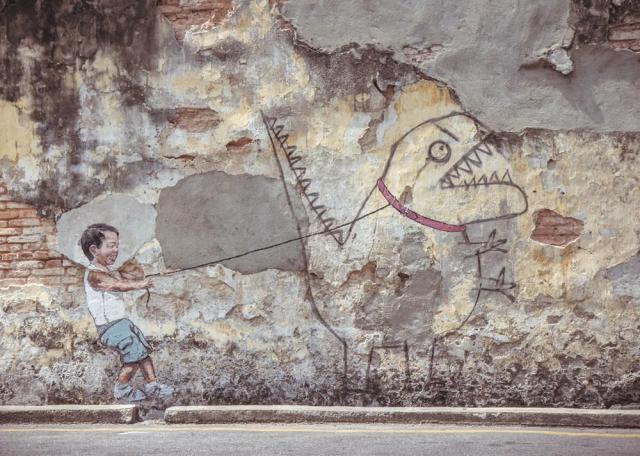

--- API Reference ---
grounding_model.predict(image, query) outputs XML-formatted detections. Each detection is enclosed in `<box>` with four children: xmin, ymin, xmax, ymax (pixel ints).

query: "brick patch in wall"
<box><xmin>609</xmin><ymin>21</ymin><xmax>640</xmax><ymax>52</ymax></box>
<box><xmin>157</xmin><ymin>0</ymin><xmax>234</xmax><ymax>43</ymax></box>
<box><xmin>0</xmin><ymin>181</ymin><xmax>82</xmax><ymax>290</ymax></box>
<box><xmin>168</xmin><ymin>107</ymin><xmax>222</xmax><ymax>132</ymax></box>
<box><xmin>531</xmin><ymin>209</ymin><xmax>585</xmax><ymax>247</ymax></box>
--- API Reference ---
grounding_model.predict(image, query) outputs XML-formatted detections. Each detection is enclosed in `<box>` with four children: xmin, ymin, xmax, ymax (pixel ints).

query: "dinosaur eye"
<box><xmin>428</xmin><ymin>140</ymin><xmax>451</xmax><ymax>163</ymax></box>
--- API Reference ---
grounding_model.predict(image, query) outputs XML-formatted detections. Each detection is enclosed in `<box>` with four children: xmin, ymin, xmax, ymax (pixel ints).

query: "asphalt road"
<box><xmin>1</xmin><ymin>423</ymin><xmax>639</xmax><ymax>456</ymax></box>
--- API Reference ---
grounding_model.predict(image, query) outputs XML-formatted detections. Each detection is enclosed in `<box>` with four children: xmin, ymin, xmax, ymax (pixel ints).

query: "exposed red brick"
<box><xmin>28</xmin><ymin>276</ymin><xmax>63</xmax><ymax>286</ymax></box>
<box><xmin>0</xmin><ymin>227</ymin><xmax>21</xmax><ymax>236</ymax></box>
<box><xmin>0</xmin><ymin>179</ymin><xmax>71</xmax><ymax>289</ymax></box>
<box><xmin>168</xmin><ymin>107</ymin><xmax>221</xmax><ymax>132</ymax></box>
<box><xmin>157</xmin><ymin>0</ymin><xmax>233</xmax><ymax>42</ymax></box>
<box><xmin>609</xmin><ymin>39</ymin><xmax>640</xmax><ymax>52</ymax></box>
<box><xmin>32</xmin><ymin>267</ymin><xmax>66</xmax><ymax>277</ymax></box>
<box><xmin>8</xmin><ymin>218</ymin><xmax>42</xmax><ymax>227</ymax></box>
<box><xmin>0</xmin><ymin>278</ymin><xmax>27</xmax><ymax>286</ymax></box>
<box><xmin>0</xmin><ymin>209</ymin><xmax>25</xmax><ymax>220</ymax></box>
<box><xmin>531</xmin><ymin>209</ymin><xmax>584</xmax><ymax>247</ymax></box>
<box><xmin>226</xmin><ymin>137</ymin><xmax>253</xmax><ymax>149</ymax></box>
<box><xmin>7</xmin><ymin>270</ymin><xmax>31</xmax><ymax>278</ymax></box>
<box><xmin>7</xmin><ymin>234</ymin><xmax>44</xmax><ymax>244</ymax></box>
<box><xmin>22</xmin><ymin>242</ymin><xmax>50</xmax><ymax>251</ymax></box>
<box><xmin>23</xmin><ymin>226</ymin><xmax>55</xmax><ymax>235</ymax></box>
<box><xmin>4</xmin><ymin>202</ymin><xmax>34</xmax><ymax>209</ymax></box>
<box><xmin>609</xmin><ymin>22</ymin><xmax>640</xmax><ymax>41</ymax></box>
<box><xmin>61</xmin><ymin>276</ymin><xmax>82</xmax><ymax>285</ymax></box>
<box><xmin>33</xmin><ymin>251</ymin><xmax>53</xmax><ymax>260</ymax></box>
<box><xmin>66</xmin><ymin>267</ymin><xmax>83</xmax><ymax>277</ymax></box>
<box><xmin>12</xmin><ymin>260</ymin><xmax>45</xmax><ymax>269</ymax></box>
<box><xmin>20</xmin><ymin>209</ymin><xmax>38</xmax><ymax>218</ymax></box>
<box><xmin>0</xmin><ymin>244</ymin><xmax>22</xmax><ymax>253</ymax></box>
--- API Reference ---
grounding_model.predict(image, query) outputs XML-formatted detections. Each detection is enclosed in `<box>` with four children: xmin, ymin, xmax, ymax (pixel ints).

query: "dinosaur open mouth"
<box><xmin>439</xmin><ymin>142</ymin><xmax>514</xmax><ymax>190</ymax></box>
<box><xmin>379</xmin><ymin>112</ymin><xmax>529</xmax><ymax>228</ymax></box>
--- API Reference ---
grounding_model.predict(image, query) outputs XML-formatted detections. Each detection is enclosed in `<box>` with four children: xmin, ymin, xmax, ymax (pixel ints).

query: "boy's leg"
<box><xmin>139</xmin><ymin>357</ymin><xmax>156</xmax><ymax>382</ymax></box>
<box><xmin>114</xmin><ymin>362</ymin><xmax>146</xmax><ymax>402</ymax></box>
<box><xmin>117</xmin><ymin>362</ymin><xmax>139</xmax><ymax>384</ymax></box>
<box><xmin>140</xmin><ymin>356</ymin><xmax>175</xmax><ymax>398</ymax></box>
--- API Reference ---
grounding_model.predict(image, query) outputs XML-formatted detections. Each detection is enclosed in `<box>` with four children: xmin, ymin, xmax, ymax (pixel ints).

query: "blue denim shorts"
<box><xmin>98</xmin><ymin>318</ymin><xmax>152</xmax><ymax>364</ymax></box>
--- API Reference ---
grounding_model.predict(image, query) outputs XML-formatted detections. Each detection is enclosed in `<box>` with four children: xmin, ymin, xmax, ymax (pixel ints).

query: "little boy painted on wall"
<box><xmin>81</xmin><ymin>223</ymin><xmax>174</xmax><ymax>402</ymax></box>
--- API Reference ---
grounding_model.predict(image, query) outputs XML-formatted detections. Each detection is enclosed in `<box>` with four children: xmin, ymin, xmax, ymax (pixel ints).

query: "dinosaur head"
<box><xmin>379</xmin><ymin>112</ymin><xmax>527</xmax><ymax>230</ymax></box>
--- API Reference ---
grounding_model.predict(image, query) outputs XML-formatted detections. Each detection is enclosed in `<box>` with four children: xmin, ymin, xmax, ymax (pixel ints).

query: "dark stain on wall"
<box><xmin>571</xmin><ymin>0</ymin><xmax>640</xmax><ymax>47</ymax></box>
<box><xmin>0</xmin><ymin>0</ymin><xmax>159</xmax><ymax>215</ymax></box>
<box><xmin>570</xmin><ymin>0</ymin><xmax>611</xmax><ymax>45</ymax></box>
<box><xmin>295</xmin><ymin>44</ymin><xmax>423</xmax><ymax>105</ymax></box>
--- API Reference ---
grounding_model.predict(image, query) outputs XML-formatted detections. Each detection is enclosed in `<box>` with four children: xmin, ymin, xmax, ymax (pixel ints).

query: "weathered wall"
<box><xmin>0</xmin><ymin>0</ymin><xmax>639</xmax><ymax>407</ymax></box>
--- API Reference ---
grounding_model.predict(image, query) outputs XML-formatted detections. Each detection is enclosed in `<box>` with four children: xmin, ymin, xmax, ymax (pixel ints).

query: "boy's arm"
<box><xmin>88</xmin><ymin>270</ymin><xmax>151</xmax><ymax>292</ymax></box>
<box><xmin>118</xmin><ymin>259</ymin><xmax>145</xmax><ymax>280</ymax></box>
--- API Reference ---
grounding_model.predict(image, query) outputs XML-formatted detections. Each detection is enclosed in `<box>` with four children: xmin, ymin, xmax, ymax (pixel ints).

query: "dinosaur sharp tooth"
<box><xmin>440</xmin><ymin>176</ymin><xmax>454</xmax><ymax>189</ymax></box>
<box><xmin>299</xmin><ymin>178</ymin><xmax>312</xmax><ymax>191</ymax></box>
<box><xmin>286</xmin><ymin>145</ymin><xmax>297</xmax><ymax>156</ymax></box>
<box><xmin>307</xmin><ymin>192</ymin><xmax>320</xmax><ymax>206</ymax></box>
<box><xmin>477</xmin><ymin>174</ymin><xmax>488</xmax><ymax>185</ymax></box>
<box><xmin>457</xmin><ymin>160</ymin><xmax>473</xmax><ymax>175</ymax></box>
<box><xmin>321</xmin><ymin>217</ymin><xmax>337</xmax><ymax>227</ymax></box>
<box><xmin>462</xmin><ymin>177</ymin><xmax>473</xmax><ymax>189</ymax></box>
<box><xmin>476</xmin><ymin>143</ymin><xmax>493</xmax><ymax>156</ymax></box>
<box><xmin>446</xmin><ymin>166</ymin><xmax>461</xmax><ymax>180</ymax></box>
<box><xmin>501</xmin><ymin>170</ymin><xmax>513</xmax><ymax>183</ymax></box>
<box><xmin>489</xmin><ymin>171</ymin><xmax>500</xmax><ymax>183</ymax></box>
<box><xmin>465</xmin><ymin>150</ymin><xmax>482</xmax><ymax>168</ymax></box>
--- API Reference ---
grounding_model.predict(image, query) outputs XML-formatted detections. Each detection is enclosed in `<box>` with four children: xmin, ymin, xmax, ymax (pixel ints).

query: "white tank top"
<box><xmin>84</xmin><ymin>263</ymin><xmax>127</xmax><ymax>326</ymax></box>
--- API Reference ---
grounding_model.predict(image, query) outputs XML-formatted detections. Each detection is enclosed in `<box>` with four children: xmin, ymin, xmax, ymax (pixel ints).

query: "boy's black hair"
<box><xmin>80</xmin><ymin>223</ymin><xmax>119</xmax><ymax>261</ymax></box>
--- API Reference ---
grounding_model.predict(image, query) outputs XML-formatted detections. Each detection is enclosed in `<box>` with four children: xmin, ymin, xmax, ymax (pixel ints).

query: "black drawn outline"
<box><xmin>149</xmin><ymin>107</ymin><xmax>530</xmax><ymax>398</ymax></box>
<box><xmin>261</xmin><ymin>109</ymin><xmax>529</xmax><ymax>395</ymax></box>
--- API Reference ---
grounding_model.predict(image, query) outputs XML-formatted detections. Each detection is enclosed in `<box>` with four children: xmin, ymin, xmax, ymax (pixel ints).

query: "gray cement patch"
<box><xmin>281</xmin><ymin>0</ymin><xmax>640</xmax><ymax>132</ymax></box>
<box><xmin>156</xmin><ymin>171</ymin><xmax>308</xmax><ymax>274</ymax></box>
<box><xmin>56</xmin><ymin>194</ymin><xmax>157</xmax><ymax>267</ymax></box>
<box><xmin>605</xmin><ymin>253</ymin><xmax>640</xmax><ymax>299</ymax></box>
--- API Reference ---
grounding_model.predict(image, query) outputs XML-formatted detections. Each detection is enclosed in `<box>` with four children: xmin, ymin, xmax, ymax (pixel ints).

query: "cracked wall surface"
<box><xmin>0</xmin><ymin>0</ymin><xmax>639</xmax><ymax>408</ymax></box>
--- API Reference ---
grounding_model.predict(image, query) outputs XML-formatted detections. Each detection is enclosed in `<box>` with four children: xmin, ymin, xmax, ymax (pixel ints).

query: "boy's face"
<box><xmin>90</xmin><ymin>231</ymin><xmax>119</xmax><ymax>266</ymax></box>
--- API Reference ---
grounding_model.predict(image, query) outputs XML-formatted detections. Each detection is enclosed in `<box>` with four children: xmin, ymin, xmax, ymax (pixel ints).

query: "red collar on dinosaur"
<box><xmin>377</xmin><ymin>179</ymin><xmax>466</xmax><ymax>232</ymax></box>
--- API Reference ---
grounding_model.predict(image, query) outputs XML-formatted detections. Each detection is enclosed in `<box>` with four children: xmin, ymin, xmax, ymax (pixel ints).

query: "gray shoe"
<box><xmin>114</xmin><ymin>382</ymin><xmax>146</xmax><ymax>402</ymax></box>
<box><xmin>144</xmin><ymin>381</ymin><xmax>175</xmax><ymax>398</ymax></box>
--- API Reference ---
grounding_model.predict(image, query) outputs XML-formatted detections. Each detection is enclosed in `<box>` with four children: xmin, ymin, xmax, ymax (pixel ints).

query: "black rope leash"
<box><xmin>147</xmin><ymin>203</ymin><xmax>391</xmax><ymax>278</ymax></box>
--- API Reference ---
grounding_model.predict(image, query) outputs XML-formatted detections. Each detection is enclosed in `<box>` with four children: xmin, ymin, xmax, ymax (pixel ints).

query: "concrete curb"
<box><xmin>164</xmin><ymin>406</ymin><xmax>640</xmax><ymax>428</ymax></box>
<box><xmin>0</xmin><ymin>405</ymin><xmax>139</xmax><ymax>424</ymax></box>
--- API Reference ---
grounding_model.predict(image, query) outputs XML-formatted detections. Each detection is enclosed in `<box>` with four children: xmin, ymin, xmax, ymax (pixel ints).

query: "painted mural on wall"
<box><xmin>259</xmin><ymin>105</ymin><xmax>529</xmax><ymax>392</ymax></box>
<box><xmin>0</xmin><ymin>0</ymin><xmax>639</xmax><ymax>407</ymax></box>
